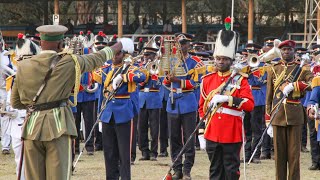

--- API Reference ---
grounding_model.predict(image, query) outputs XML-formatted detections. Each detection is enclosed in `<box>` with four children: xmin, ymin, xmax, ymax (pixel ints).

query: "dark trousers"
<box><xmin>243</xmin><ymin>111</ymin><xmax>252</xmax><ymax>160</ymax></box>
<box><xmin>206</xmin><ymin>140</ymin><xmax>242</xmax><ymax>180</ymax></box>
<box><xmin>131</xmin><ymin>114</ymin><xmax>138</xmax><ymax>161</ymax></box>
<box><xmin>308</xmin><ymin>118</ymin><xmax>320</xmax><ymax>165</ymax></box>
<box><xmin>250</xmin><ymin>106</ymin><xmax>265</xmax><ymax>159</ymax></box>
<box><xmin>94</xmin><ymin>99</ymin><xmax>103</xmax><ymax>150</ymax></box>
<box><xmin>159</xmin><ymin>100</ymin><xmax>169</xmax><ymax>153</ymax></box>
<box><xmin>138</xmin><ymin>107</ymin><xmax>160</xmax><ymax>157</ymax></box>
<box><xmin>75</xmin><ymin>100</ymin><xmax>95</xmax><ymax>152</ymax></box>
<box><xmin>301</xmin><ymin>123</ymin><xmax>308</xmax><ymax>148</ymax></box>
<box><xmin>273</xmin><ymin>125</ymin><xmax>301</xmax><ymax>180</ymax></box>
<box><xmin>195</xmin><ymin>112</ymin><xmax>200</xmax><ymax>148</ymax></box>
<box><xmin>102</xmin><ymin>117</ymin><xmax>131</xmax><ymax>180</ymax></box>
<box><xmin>168</xmin><ymin>111</ymin><xmax>196</xmax><ymax>173</ymax></box>
<box><xmin>262</xmin><ymin>130</ymin><xmax>273</xmax><ymax>157</ymax></box>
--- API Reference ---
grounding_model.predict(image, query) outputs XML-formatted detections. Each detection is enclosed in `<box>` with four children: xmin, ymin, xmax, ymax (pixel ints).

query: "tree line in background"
<box><xmin>0</xmin><ymin>0</ymin><xmax>306</xmax><ymax>27</ymax></box>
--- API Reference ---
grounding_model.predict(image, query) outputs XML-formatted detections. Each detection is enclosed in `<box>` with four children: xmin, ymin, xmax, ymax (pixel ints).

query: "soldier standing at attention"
<box><xmin>138</xmin><ymin>45</ymin><xmax>162</xmax><ymax>161</ymax></box>
<box><xmin>10</xmin><ymin>25</ymin><xmax>132</xmax><ymax>180</ymax></box>
<box><xmin>163</xmin><ymin>33</ymin><xmax>204</xmax><ymax>180</ymax></box>
<box><xmin>198</xmin><ymin>19</ymin><xmax>254</xmax><ymax>179</ymax></box>
<box><xmin>98</xmin><ymin>49</ymin><xmax>146</xmax><ymax>179</ymax></box>
<box><xmin>265</xmin><ymin>40</ymin><xmax>313</xmax><ymax>180</ymax></box>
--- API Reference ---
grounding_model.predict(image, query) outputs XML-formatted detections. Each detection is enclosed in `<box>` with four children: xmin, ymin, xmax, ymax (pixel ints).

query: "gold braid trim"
<box><xmin>273</xmin><ymin>66</ymin><xmax>286</xmax><ymax>90</ymax></box>
<box><xmin>104</xmin><ymin>69</ymin><xmax>114</xmax><ymax>89</ymax></box>
<box><xmin>203</xmin><ymin>82</ymin><xmax>226</xmax><ymax>120</ymax></box>
<box><xmin>188</xmin><ymin>66</ymin><xmax>206</xmax><ymax>82</ymax></box>
<box><xmin>69</xmin><ymin>54</ymin><xmax>81</xmax><ymax>107</ymax></box>
<box><xmin>92</xmin><ymin>69</ymin><xmax>102</xmax><ymax>84</ymax></box>
<box><xmin>311</xmin><ymin>76</ymin><xmax>320</xmax><ymax>89</ymax></box>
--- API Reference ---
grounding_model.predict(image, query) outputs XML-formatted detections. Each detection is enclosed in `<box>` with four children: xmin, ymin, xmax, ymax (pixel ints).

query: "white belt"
<box><xmin>216</xmin><ymin>107</ymin><xmax>243</xmax><ymax>117</ymax></box>
<box><xmin>144</xmin><ymin>88</ymin><xmax>149</xmax><ymax>92</ymax></box>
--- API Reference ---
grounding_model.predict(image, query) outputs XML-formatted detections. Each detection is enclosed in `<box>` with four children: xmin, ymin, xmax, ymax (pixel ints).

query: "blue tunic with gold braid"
<box><xmin>163</xmin><ymin>54</ymin><xmax>205</xmax><ymax>114</ymax></box>
<box><xmin>99</xmin><ymin>63</ymin><xmax>146</xmax><ymax>124</ymax></box>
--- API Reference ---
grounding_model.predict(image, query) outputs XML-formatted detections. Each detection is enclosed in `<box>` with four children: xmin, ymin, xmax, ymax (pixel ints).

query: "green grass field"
<box><xmin>0</xmin><ymin>144</ymin><xmax>319</xmax><ymax>180</ymax></box>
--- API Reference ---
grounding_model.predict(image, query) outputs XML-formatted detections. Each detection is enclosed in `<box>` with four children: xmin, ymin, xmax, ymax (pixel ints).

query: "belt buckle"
<box><xmin>144</xmin><ymin>88</ymin><xmax>150</xmax><ymax>92</ymax></box>
<box><xmin>176</xmin><ymin>88</ymin><xmax>182</xmax><ymax>94</ymax></box>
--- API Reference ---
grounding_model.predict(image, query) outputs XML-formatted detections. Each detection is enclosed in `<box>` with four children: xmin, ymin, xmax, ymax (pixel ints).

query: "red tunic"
<box><xmin>199</xmin><ymin>71</ymin><xmax>254</xmax><ymax>143</ymax></box>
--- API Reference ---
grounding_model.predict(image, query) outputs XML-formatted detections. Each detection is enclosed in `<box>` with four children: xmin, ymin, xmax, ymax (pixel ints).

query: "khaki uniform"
<box><xmin>11</xmin><ymin>47</ymin><xmax>114</xmax><ymax>180</ymax></box>
<box><xmin>266</xmin><ymin>60</ymin><xmax>313</xmax><ymax>180</ymax></box>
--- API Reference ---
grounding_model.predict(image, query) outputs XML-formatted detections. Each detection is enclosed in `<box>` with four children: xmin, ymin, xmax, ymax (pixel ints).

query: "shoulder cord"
<box><xmin>68</xmin><ymin>53</ymin><xmax>81</xmax><ymax>107</ymax></box>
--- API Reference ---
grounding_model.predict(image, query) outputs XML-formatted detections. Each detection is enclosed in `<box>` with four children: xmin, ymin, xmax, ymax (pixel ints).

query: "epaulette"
<box><xmin>201</xmin><ymin>71</ymin><xmax>216</xmax><ymax>79</ymax></box>
<box><xmin>312</xmin><ymin>76</ymin><xmax>320</xmax><ymax>88</ymax></box>
<box><xmin>191</xmin><ymin>55</ymin><xmax>202</xmax><ymax>63</ymax></box>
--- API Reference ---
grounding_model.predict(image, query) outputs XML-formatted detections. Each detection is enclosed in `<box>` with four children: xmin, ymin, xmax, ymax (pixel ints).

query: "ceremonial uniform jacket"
<box><xmin>99</xmin><ymin>63</ymin><xmax>146</xmax><ymax>124</ymax></box>
<box><xmin>163</xmin><ymin>55</ymin><xmax>206</xmax><ymax>114</ymax></box>
<box><xmin>138</xmin><ymin>71</ymin><xmax>162</xmax><ymax>109</ymax></box>
<box><xmin>77</xmin><ymin>72</ymin><xmax>96</xmax><ymax>102</ymax></box>
<box><xmin>131</xmin><ymin>63</ymin><xmax>140</xmax><ymax>116</ymax></box>
<box><xmin>307</xmin><ymin>76</ymin><xmax>320</xmax><ymax>141</ymax></box>
<box><xmin>248</xmin><ymin>64</ymin><xmax>267</xmax><ymax>106</ymax></box>
<box><xmin>199</xmin><ymin>70</ymin><xmax>254</xmax><ymax>143</ymax></box>
<box><xmin>266</xmin><ymin>60</ymin><xmax>313</xmax><ymax>126</ymax></box>
<box><xmin>11</xmin><ymin>48</ymin><xmax>115</xmax><ymax>141</ymax></box>
<box><xmin>160</xmin><ymin>77</ymin><xmax>170</xmax><ymax>102</ymax></box>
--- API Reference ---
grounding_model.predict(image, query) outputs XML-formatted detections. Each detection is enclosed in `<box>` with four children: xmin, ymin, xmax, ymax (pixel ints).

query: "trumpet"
<box><xmin>247</xmin><ymin>54</ymin><xmax>260</xmax><ymax>68</ymax></box>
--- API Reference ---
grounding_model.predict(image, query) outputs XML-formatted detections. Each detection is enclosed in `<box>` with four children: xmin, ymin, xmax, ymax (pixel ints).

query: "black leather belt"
<box><xmin>28</xmin><ymin>99</ymin><xmax>68</xmax><ymax>111</ymax></box>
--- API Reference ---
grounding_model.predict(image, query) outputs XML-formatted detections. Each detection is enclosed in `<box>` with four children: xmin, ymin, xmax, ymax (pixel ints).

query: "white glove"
<box><xmin>198</xmin><ymin>134</ymin><xmax>206</xmax><ymax>150</ymax></box>
<box><xmin>232</xmin><ymin>63</ymin><xmax>243</xmax><ymax>71</ymax></box>
<box><xmin>282</xmin><ymin>83</ymin><xmax>294</xmax><ymax>97</ymax></box>
<box><xmin>117</xmin><ymin>38</ymin><xmax>134</xmax><ymax>54</ymax></box>
<box><xmin>112</xmin><ymin>74</ymin><xmax>123</xmax><ymax>90</ymax></box>
<box><xmin>99</xmin><ymin>122</ymin><xmax>102</xmax><ymax>133</ymax></box>
<box><xmin>209</xmin><ymin>95</ymin><xmax>229</xmax><ymax>108</ymax></box>
<box><xmin>267</xmin><ymin>125</ymin><xmax>273</xmax><ymax>138</ymax></box>
<box><xmin>123</xmin><ymin>56</ymin><xmax>133</xmax><ymax>64</ymax></box>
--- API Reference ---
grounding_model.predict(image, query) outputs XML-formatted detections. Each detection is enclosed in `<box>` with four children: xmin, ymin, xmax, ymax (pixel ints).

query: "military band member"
<box><xmin>92</xmin><ymin>31</ymin><xmax>109</xmax><ymax>151</ymax></box>
<box><xmin>261</xmin><ymin>36</ymin><xmax>279</xmax><ymax>160</ymax></box>
<box><xmin>10</xmin><ymin>24</ymin><xmax>129</xmax><ymax>180</ymax></box>
<box><xmin>5</xmin><ymin>34</ymin><xmax>42</xmax><ymax>179</ymax></box>
<box><xmin>306</xmin><ymin>44</ymin><xmax>320</xmax><ymax>170</ymax></box>
<box><xmin>98</xmin><ymin>49</ymin><xmax>146</xmax><ymax>179</ymax></box>
<box><xmin>0</xmin><ymin>38</ymin><xmax>12</xmax><ymax>155</ymax></box>
<box><xmin>192</xmin><ymin>42</ymin><xmax>205</xmax><ymax>52</ymax></box>
<box><xmin>265</xmin><ymin>40</ymin><xmax>313</xmax><ymax>179</ymax></box>
<box><xmin>162</xmin><ymin>33</ymin><xmax>204</xmax><ymax>180</ymax></box>
<box><xmin>138</xmin><ymin>45</ymin><xmax>162</xmax><ymax>161</ymax></box>
<box><xmin>159</xmin><ymin>77</ymin><xmax>170</xmax><ymax>157</ymax></box>
<box><xmin>307</xmin><ymin>69</ymin><xmax>320</xmax><ymax>171</ymax></box>
<box><xmin>244</xmin><ymin>43</ymin><xmax>265</xmax><ymax>163</ymax></box>
<box><xmin>199</xmin><ymin>25</ymin><xmax>254</xmax><ymax>179</ymax></box>
<box><xmin>296</xmin><ymin>47</ymin><xmax>311</xmax><ymax>153</ymax></box>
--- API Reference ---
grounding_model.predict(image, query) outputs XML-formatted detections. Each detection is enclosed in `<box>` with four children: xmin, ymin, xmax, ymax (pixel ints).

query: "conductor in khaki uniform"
<box><xmin>265</xmin><ymin>40</ymin><xmax>313</xmax><ymax>180</ymax></box>
<box><xmin>10</xmin><ymin>25</ymin><xmax>133</xmax><ymax>180</ymax></box>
